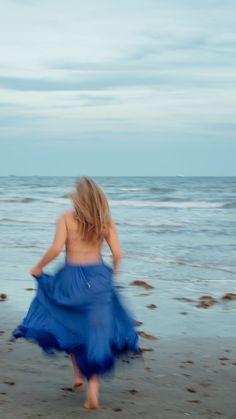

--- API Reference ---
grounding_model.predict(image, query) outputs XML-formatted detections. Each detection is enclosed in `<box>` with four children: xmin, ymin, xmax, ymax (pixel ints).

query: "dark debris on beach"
<box><xmin>138</xmin><ymin>331</ymin><xmax>158</xmax><ymax>341</ymax></box>
<box><xmin>146</xmin><ymin>304</ymin><xmax>158</xmax><ymax>309</ymax></box>
<box><xmin>130</xmin><ymin>280</ymin><xmax>154</xmax><ymax>290</ymax></box>
<box><xmin>135</xmin><ymin>320</ymin><xmax>143</xmax><ymax>327</ymax></box>
<box><xmin>173</xmin><ymin>293</ymin><xmax>236</xmax><ymax>309</ymax></box>
<box><xmin>222</xmin><ymin>293</ymin><xmax>236</xmax><ymax>301</ymax></box>
<box><xmin>196</xmin><ymin>295</ymin><xmax>218</xmax><ymax>309</ymax></box>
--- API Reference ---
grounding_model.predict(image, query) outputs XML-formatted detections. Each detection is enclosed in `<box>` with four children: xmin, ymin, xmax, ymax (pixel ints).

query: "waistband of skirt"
<box><xmin>65</xmin><ymin>258</ymin><xmax>113</xmax><ymax>272</ymax></box>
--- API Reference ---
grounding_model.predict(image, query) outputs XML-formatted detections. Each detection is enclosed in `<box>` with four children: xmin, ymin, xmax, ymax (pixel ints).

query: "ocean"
<box><xmin>0</xmin><ymin>176</ymin><xmax>236</xmax><ymax>337</ymax></box>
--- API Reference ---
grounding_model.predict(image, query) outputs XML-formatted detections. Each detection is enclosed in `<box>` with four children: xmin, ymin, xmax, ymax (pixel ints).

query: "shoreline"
<box><xmin>1</xmin><ymin>293</ymin><xmax>236</xmax><ymax>418</ymax></box>
<box><xmin>1</xmin><ymin>270</ymin><xmax>236</xmax><ymax>336</ymax></box>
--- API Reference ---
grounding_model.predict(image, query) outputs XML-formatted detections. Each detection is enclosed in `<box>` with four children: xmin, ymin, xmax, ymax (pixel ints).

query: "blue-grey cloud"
<box><xmin>0</xmin><ymin>0</ymin><xmax>236</xmax><ymax>175</ymax></box>
<box><xmin>0</xmin><ymin>66</ymin><xmax>235</xmax><ymax>93</ymax></box>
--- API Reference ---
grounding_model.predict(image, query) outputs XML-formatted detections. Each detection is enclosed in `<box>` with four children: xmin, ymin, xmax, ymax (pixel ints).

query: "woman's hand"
<box><xmin>29</xmin><ymin>215</ymin><xmax>67</xmax><ymax>276</ymax></box>
<box><xmin>31</xmin><ymin>265</ymin><xmax>42</xmax><ymax>278</ymax></box>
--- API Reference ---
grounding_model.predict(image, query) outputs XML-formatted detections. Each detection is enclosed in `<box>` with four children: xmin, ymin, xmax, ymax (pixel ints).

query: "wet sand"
<box><xmin>1</xmin><ymin>274</ymin><xmax>236</xmax><ymax>418</ymax></box>
<box><xmin>1</xmin><ymin>312</ymin><xmax>236</xmax><ymax>419</ymax></box>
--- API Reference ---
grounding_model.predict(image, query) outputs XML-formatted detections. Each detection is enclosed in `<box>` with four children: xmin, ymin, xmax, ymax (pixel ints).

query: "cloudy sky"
<box><xmin>0</xmin><ymin>0</ymin><xmax>235</xmax><ymax>175</ymax></box>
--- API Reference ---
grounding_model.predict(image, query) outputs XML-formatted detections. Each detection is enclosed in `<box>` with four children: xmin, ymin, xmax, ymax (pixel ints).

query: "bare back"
<box><xmin>64</xmin><ymin>211</ymin><xmax>103</xmax><ymax>264</ymax></box>
<box><xmin>32</xmin><ymin>208</ymin><xmax>122</xmax><ymax>273</ymax></box>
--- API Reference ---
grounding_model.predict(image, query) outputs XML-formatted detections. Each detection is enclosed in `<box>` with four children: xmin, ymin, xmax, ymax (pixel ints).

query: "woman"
<box><xmin>13</xmin><ymin>176</ymin><xmax>140</xmax><ymax>410</ymax></box>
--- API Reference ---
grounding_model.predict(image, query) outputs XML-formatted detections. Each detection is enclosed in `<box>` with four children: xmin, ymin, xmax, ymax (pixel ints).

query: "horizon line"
<box><xmin>1</xmin><ymin>175</ymin><xmax>236</xmax><ymax>178</ymax></box>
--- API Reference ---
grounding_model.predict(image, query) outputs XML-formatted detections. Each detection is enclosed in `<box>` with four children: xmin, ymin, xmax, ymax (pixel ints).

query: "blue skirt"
<box><xmin>13</xmin><ymin>261</ymin><xmax>140</xmax><ymax>379</ymax></box>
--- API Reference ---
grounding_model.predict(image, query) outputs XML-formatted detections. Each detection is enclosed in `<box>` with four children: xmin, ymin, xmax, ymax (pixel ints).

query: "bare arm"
<box><xmin>31</xmin><ymin>215</ymin><xmax>67</xmax><ymax>275</ymax></box>
<box><xmin>105</xmin><ymin>221</ymin><xmax>123</xmax><ymax>274</ymax></box>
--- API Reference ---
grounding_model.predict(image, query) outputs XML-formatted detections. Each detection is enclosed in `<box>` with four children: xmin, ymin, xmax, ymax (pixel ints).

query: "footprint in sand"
<box><xmin>129</xmin><ymin>389</ymin><xmax>138</xmax><ymax>395</ymax></box>
<box><xmin>186</xmin><ymin>387</ymin><xmax>197</xmax><ymax>393</ymax></box>
<box><xmin>188</xmin><ymin>400</ymin><xmax>200</xmax><ymax>404</ymax></box>
<box><xmin>60</xmin><ymin>387</ymin><xmax>74</xmax><ymax>392</ymax></box>
<box><xmin>182</xmin><ymin>360</ymin><xmax>194</xmax><ymax>364</ymax></box>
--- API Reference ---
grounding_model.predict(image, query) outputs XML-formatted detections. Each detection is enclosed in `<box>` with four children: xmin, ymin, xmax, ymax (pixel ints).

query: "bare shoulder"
<box><xmin>59</xmin><ymin>211</ymin><xmax>79</xmax><ymax>230</ymax></box>
<box><xmin>111</xmin><ymin>220</ymin><xmax>118</xmax><ymax>229</ymax></box>
<box><xmin>60</xmin><ymin>210</ymin><xmax>75</xmax><ymax>219</ymax></box>
<box><xmin>56</xmin><ymin>211</ymin><xmax>73</xmax><ymax>224</ymax></box>
<box><xmin>105</xmin><ymin>220</ymin><xmax>119</xmax><ymax>237</ymax></box>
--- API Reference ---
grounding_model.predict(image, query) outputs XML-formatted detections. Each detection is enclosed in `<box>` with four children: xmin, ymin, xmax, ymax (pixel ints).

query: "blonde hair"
<box><xmin>70</xmin><ymin>176</ymin><xmax>112</xmax><ymax>243</ymax></box>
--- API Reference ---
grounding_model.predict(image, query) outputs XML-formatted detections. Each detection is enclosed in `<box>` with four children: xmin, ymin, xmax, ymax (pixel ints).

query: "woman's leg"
<box><xmin>84</xmin><ymin>374</ymin><xmax>99</xmax><ymax>410</ymax></box>
<box><xmin>70</xmin><ymin>353</ymin><xmax>83</xmax><ymax>388</ymax></box>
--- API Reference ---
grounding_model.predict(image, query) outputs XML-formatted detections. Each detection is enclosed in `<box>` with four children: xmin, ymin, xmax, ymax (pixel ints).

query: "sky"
<box><xmin>0</xmin><ymin>0</ymin><xmax>235</xmax><ymax>176</ymax></box>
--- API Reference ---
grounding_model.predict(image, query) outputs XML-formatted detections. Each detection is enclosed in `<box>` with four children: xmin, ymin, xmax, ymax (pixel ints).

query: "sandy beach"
<box><xmin>1</xmin><ymin>176</ymin><xmax>236</xmax><ymax>418</ymax></box>
<box><xmin>1</xmin><ymin>282</ymin><xmax>236</xmax><ymax>419</ymax></box>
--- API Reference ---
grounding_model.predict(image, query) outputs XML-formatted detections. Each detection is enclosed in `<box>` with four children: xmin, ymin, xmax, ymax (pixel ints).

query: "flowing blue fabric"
<box><xmin>13</xmin><ymin>261</ymin><xmax>140</xmax><ymax>379</ymax></box>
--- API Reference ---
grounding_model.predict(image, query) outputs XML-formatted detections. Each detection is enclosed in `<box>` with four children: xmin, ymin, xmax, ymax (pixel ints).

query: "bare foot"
<box><xmin>70</xmin><ymin>353</ymin><xmax>83</xmax><ymax>391</ymax></box>
<box><xmin>73</xmin><ymin>382</ymin><xmax>83</xmax><ymax>392</ymax></box>
<box><xmin>73</xmin><ymin>377</ymin><xmax>83</xmax><ymax>392</ymax></box>
<box><xmin>84</xmin><ymin>400</ymin><xmax>100</xmax><ymax>410</ymax></box>
<box><xmin>84</xmin><ymin>374</ymin><xmax>99</xmax><ymax>410</ymax></box>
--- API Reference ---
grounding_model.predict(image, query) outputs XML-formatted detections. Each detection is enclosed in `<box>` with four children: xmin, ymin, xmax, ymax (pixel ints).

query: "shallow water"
<box><xmin>0</xmin><ymin>176</ymin><xmax>235</xmax><ymax>337</ymax></box>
